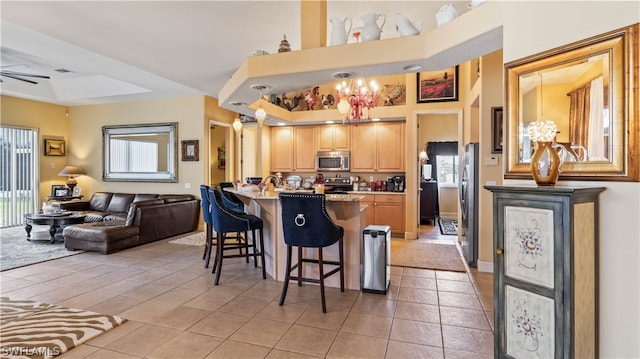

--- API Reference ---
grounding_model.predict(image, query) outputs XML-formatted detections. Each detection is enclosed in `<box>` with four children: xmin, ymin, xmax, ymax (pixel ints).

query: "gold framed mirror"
<box><xmin>505</xmin><ymin>24</ymin><xmax>638</xmax><ymax>182</ymax></box>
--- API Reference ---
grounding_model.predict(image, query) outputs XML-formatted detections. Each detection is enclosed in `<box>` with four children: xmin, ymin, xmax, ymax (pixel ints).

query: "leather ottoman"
<box><xmin>63</xmin><ymin>221</ymin><xmax>139</xmax><ymax>254</ymax></box>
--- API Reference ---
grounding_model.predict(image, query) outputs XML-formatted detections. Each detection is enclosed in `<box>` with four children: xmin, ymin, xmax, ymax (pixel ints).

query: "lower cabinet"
<box><xmin>485</xmin><ymin>185</ymin><xmax>605</xmax><ymax>359</ymax></box>
<box><xmin>419</xmin><ymin>181</ymin><xmax>438</xmax><ymax>225</ymax></box>
<box><xmin>361</xmin><ymin>193</ymin><xmax>405</xmax><ymax>235</ymax></box>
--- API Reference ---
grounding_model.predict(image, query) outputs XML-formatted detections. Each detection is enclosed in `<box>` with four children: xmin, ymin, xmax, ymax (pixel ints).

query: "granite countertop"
<box><xmin>228</xmin><ymin>188</ymin><xmax>365</xmax><ymax>201</ymax></box>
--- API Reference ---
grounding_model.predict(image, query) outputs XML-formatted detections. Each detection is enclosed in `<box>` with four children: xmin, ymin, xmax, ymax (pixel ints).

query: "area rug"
<box><xmin>391</xmin><ymin>239</ymin><xmax>466</xmax><ymax>272</ymax></box>
<box><xmin>168</xmin><ymin>231</ymin><xmax>206</xmax><ymax>246</ymax></box>
<box><xmin>0</xmin><ymin>226</ymin><xmax>85</xmax><ymax>272</ymax></box>
<box><xmin>0</xmin><ymin>296</ymin><xmax>126</xmax><ymax>359</ymax></box>
<box><xmin>438</xmin><ymin>218</ymin><xmax>458</xmax><ymax>236</ymax></box>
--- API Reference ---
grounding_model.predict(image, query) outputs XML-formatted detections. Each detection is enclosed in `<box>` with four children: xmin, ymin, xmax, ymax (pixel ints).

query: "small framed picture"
<box><xmin>417</xmin><ymin>66</ymin><xmax>459</xmax><ymax>103</ymax></box>
<box><xmin>218</xmin><ymin>147</ymin><xmax>226</xmax><ymax>169</ymax></box>
<box><xmin>492</xmin><ymin>106</ymin><xmax>504</xmax><ymax>154</ymax></box>
<box><xmin>44</xmin><ymin>139</ymin><xmax>66</xmax><ymax>156</ymax></box>
<box><xmin>72</xmin><ymin>186</ymin><xmax>82</xmax><ymax>197</ymax></box>
<box><xmin>181</xmin><ymin>140</ymin><xmax>199</xmax><ymax>161</ymax></box>
<box><xmin>51</xmin><ymin>185</ymin><xmax>68</xmax><ymax>197</ymax></box>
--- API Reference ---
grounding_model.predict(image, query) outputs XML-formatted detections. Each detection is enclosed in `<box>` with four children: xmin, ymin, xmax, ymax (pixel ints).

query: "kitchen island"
<box><xmin>226</xmin><ymin>189</ymin><xmax>368</xmax><ymax>290</ymax></box>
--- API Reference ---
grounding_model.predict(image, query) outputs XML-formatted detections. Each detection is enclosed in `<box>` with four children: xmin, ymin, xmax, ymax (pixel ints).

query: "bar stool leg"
<box><xmin>205</xmin><ymin>225</ymin><xmax>215</xmax><ymax>268</ymax></box>
<box><xmin>279</xmin><ymin>245</ymin><xmax>293</xmax><ymax>306</ymax></box>
<box><xmin>318</xmin><ymin>248</ymin><xmax>327</xmax><ymax>313</ymax></box>
<box><xmin>339</xmin><ymin>237</ymin><xmax>345</xmax><ymax>292</ymax></box>
<box><xmin>259</xmin><ymin>229</ymin><xmax>266</xmax><ymax>279</ymax></box>
<box><xmin>251</xmin><ymin>229</ymin><xmax>258</xmax><ymax>268</ymax></box>
<box><xmin>297</xmin><ymin>247</ymin><xmax>303</xmax><ymax>287</ymax></box>
<box><xmin>213</xmin><ymin>233</ymin><xmax>225</xmax><ymax>285</ymax></box>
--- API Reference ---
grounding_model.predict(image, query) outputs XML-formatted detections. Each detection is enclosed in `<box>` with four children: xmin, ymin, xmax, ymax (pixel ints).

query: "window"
<box><xmin>436</xmin><ymin>155</ymin><xmax>458</xmax><ymax>185</ymax></box>
<box><xmin>109</xmin><ymin>138</ymin><xmax>158</xmax><ymax>172</ymax></box>
<box><xmin>0</xmin><ymin>126</ymin><xmax>39</xmax><ymax>227</ymax></box>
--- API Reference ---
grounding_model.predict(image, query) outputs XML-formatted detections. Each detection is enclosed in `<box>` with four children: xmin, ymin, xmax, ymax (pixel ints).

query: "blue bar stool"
<box><xmin>278</xmin><ymin>193</ymin><xmax>344</xmax><ymax>313</ymax></box>
<box><xmin>209</xmin><ymin>187</ymin><xmax>266</xmax><ymax>285</ymax></box>
<box><xmin>200</xmin><ymin>185</ymin><xmax>246</xmax><ymax>268</ymax></box>
<box><xmin>199</xmin><ymin>184</ymin><xmax>214</xmax><ymax>268</ymax></box>
<box><xmin>219</xmin><ymin>182</ymin><xmax>245</xmax><ymax>213</ymax></box>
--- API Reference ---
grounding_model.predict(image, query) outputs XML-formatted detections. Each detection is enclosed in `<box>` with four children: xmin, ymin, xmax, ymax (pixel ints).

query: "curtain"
<box><xmin>425</xmin><ymin>141</ymin><xmax>458</xmax><ymax>218</ymax></box>
<box><xmin>568</xmin><ymin>82</ymin><xmax>591</xmax><ymax>156</ymax></box>
<box><xmin>587</xmin><ymin>76</ymin><xmax>605</xmax><ymax>160</ymax></box>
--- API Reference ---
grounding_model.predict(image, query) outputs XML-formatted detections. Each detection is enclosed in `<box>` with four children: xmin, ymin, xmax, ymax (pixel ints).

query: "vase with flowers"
<box><xmin>528</xmin><ymin>120</ymin><xmax>562</xmax><ymax>186</ymax></box>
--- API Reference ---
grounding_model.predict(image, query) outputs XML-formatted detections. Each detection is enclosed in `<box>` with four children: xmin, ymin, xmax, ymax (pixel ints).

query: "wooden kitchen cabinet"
<box><xmin>270</xmin><ymin>126</ymin><xmax>294</xmax><ymax>171</ymax></box>
<box><xmin>317</xmin><ymin>124</ymin><xmax>350</xmax><ymax>151</ymax></box>
<box><xmin>485</xmin><ymin>185</ymin><xmax>605</xmax><ymax>359</ymax></box>
<box><xmin>360</xmin><ymin>193</ymin><xmax>405</xmax><ymax>235</ymax></box>
<box><xmin>351</xmin><ymin>122</ymin><xmax>404</xmax><ymax>172</ymax></box>
<box><xmin>294</xmin><ymin>126</ymin><xmax>317</xmax><ymax>171</ymax></box>
<box><xmin>270</xmin><ymin>126</ymin><xmax>316</xmax><ymax>172</ymax></box>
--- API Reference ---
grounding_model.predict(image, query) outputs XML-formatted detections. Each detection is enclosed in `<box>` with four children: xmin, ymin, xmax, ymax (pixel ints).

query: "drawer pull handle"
<box><xmin>496</xmin><ymin>248</ymin><xmax>504</xmax><ymax>255</ymax></box>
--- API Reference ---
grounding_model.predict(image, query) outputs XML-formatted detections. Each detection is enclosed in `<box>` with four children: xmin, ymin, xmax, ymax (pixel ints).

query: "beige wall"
<box><xmin>67</xmin><ymin>96</ymin><xmax>206</xmax><ymax>198</ymax></box>
<box><xmin>1</xmin><ymin>96</ymin><xmax>70</xmax><ymax>203</ymax></box>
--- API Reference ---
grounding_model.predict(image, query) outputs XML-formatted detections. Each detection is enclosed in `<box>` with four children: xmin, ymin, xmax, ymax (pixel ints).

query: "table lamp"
<box><xmin>58</xmin><ymin>165</ymin><xmax>85</xmax><ymax>192</ymax></box>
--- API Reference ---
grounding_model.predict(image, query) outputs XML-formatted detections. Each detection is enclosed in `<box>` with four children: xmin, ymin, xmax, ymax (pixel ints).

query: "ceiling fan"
<box><xmin>0</xmin><ymin>66</ymin><xmax>50</xmax><ymax>84</ymax></box>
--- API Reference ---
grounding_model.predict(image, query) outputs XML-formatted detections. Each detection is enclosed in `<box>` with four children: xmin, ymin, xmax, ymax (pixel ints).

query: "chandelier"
<box><xmin>335</xmin><ymin>74</ymin><xmax>378</xmax><ymax>123</ymax></box>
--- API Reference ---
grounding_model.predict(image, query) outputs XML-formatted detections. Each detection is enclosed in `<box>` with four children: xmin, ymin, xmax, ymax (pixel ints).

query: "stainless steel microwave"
<box><xmin>316</xmin><ymin>151</ymin><xmax>350</xmax><ymax>171</ymax></box>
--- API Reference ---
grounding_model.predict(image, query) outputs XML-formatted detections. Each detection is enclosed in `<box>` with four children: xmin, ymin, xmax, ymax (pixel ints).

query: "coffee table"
<box><xmin>24</xmin><ymin>212</ymin><xmax>86</xmax><ymax>244</ymax></box>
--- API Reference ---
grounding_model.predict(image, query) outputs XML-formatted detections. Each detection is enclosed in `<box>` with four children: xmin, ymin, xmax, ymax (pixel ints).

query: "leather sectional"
<box><xmin>61</xmin><ymin>192</ymin><xmax>200</xmax><ymax>254</ymax></box>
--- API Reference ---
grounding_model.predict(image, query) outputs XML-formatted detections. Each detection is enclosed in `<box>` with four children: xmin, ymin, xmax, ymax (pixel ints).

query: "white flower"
<box><xmin>528</xmin><ymin>120</ymin><xmax>558</xmax><ymax>142</ymax></box>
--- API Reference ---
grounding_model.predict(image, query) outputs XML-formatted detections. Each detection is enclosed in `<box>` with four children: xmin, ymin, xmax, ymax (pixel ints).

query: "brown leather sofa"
<box><xmin>61</xmin><ymin>192</ymin><xmax>200</xmax><ymax>254</ymax></box>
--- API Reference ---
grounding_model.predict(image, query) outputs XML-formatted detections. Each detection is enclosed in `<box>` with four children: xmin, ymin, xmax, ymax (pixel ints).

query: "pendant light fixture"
<box><xmin>230</xmin><ymin>101</ymin><xmax>244</xmax><ymax>133</ymax></box>
<box><xmin>251</xmin><ymin>84</ymin><xmax>270</xmax><ymax>127</ymax></box>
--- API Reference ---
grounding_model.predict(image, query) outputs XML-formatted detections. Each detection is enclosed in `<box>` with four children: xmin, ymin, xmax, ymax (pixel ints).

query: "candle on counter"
<box><xmin>315</xmin><ymin>184</ymin><xmax>325</xmax><ymax>194</ymax></box>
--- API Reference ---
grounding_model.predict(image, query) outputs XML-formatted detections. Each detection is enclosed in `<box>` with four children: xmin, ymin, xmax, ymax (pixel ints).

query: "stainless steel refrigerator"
<box><xmin>459</xmin><ymin>143</ymin><xmax>479</xmax><ymax>267</ymax></box>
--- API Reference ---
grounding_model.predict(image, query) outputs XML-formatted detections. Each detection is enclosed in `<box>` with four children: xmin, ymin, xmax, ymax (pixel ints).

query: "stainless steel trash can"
<box><xmin>361</xmin><ymin>225</ymin><xmax>391</xmax><ymax>294</ymax></box>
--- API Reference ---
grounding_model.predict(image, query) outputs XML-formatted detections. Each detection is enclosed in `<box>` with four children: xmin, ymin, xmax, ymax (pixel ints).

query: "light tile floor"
<box><xmin>0</xmin><ymin>225</ymin><xmax>494</xmax><ymax>358</ymax></box>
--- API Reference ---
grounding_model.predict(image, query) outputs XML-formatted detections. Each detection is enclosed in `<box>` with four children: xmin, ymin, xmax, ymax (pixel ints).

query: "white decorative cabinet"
<box><xmin>485</xmin><ymin>185</ymin><xmax>605</xmax><ymax>359</ymax></box>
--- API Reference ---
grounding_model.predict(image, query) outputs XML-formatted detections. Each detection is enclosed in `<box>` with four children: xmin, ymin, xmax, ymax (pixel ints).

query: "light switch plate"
<box><xmin>484</xmin><ymin>156</ymin><xmax>499</xmax><ymax>166</ymax></box>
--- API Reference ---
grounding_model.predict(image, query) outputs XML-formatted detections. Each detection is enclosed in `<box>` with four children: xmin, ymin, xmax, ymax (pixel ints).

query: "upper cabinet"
<box><xmin>270</xmin><ymin>126</ymin><xmax>317</xmax><ymax>172</ymax></box>
<box><xmin>351</xmin><ymin>122</ymin><xmax>405</xmax><ymax>172</ymax></box>
<box><xmin>270</xmin><ymin>126</ymin><xmax>294</xmax><ymax>172</ymax></box>
<box><xmin>317</xmin><ymin>124</ymin><xmax>350</xmax><ymax>151</ymax></box>
<box><xmin>294</xmin><ymin>126</ymin><xmax>317</xmax><ymax>171</ymax></box>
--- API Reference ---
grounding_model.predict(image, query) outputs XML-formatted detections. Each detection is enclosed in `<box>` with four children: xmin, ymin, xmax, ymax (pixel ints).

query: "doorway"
<box><xmin>416</xmin><ymin>111</ymin><xmax>461</xmax><ymax>241</ymax></box>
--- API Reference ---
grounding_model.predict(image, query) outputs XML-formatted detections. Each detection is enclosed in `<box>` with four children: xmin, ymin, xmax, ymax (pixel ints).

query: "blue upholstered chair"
<box><xmin>278</xmin><ymin>193</ymin><xmax>344</xmax><ymax>313</ymax></box>
<box><xmin>219</xmin><ymin>182</ymin><xmax>245</xmax><ymax>213</ymax></box>
<box><xmin>200</xmin><ymin>185</ymin><xmax>246</xmax><ymax>268</ymax></box>
<box><xmin>208</xmin><ymin>187</ymin><xmax>266</xmax><ymax>285</ymax></box>
<box><xmin>199</xmin><ymin>185</ymin><xmax>214</xmax><ymax>268</ymax></box>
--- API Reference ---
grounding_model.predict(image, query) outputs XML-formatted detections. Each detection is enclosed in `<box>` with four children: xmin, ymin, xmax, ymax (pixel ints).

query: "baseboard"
<box><xmin>439</xmin><ymin>212</ymin><xmax>457</xmax><ymax>220</ymax></box>
<box><xmin>477</xmin><ymin>260</ymin><xmax>493</xmax><ymax>273</ymax></box>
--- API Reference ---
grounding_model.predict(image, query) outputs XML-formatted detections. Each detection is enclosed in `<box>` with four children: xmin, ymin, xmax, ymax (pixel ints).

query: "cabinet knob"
<box><xmin>496</xmin><ymin>248</ymin><xmax>503</xmax><ymax>255</ymax></box>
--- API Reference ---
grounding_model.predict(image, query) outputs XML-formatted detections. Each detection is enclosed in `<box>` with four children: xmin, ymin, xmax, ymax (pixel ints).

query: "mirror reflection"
<box><xmin>103</xmin><ymin>123</ymin><xmax>178</xmax><ymax>182</ymax></box>
<box><xmin>518</xmin><ymin>53</ymin><xmax>610</xmax><ymax>163</ymax></box>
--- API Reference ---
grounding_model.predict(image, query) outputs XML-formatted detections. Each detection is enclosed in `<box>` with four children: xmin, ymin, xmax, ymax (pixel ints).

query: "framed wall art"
<box><xmin>217</xmin><ymin>147</ymin><xmax>226</xmax><ymax>169</ymax></box>
<box><xmin>181</xmin><ymin>140</ymin><xmax>199</xmax><ymax>161</ymax></box>
<box><xmin>51</xmin><ymin>184</ymin><xmax>68</xmax><ymax>197</ymax></box>
<box><xmin>492</xmin><ymin>106</ymin><xmax>504</xmax><ymax>153</ymax></box>
<box><xmin>44</xmin><ymin>139</ymin><xmax>66</xmax><ymax>156</ymax></box>
<box><xmin>417</xmin><ymin>66</ymin><xmax>459</xmax><ymax>103</ymax></box>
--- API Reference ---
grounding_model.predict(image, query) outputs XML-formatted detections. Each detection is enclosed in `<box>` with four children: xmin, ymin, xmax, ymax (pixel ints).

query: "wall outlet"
<box><xmin>184</xmin><ymin>183</ymin><xmax>191</xmax><ymax>189</ymax></box>
<box><xmin>486</xmin><ymin>180</ymin><xmax>497</xmax><ymax>186</ymax></box>
<box><xmin>51</xmin><ymin>163</ymin><xmax>56</xmax><ymax>169</ymax></box>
